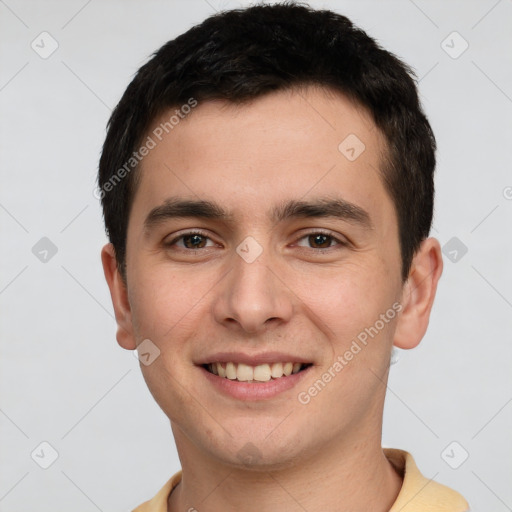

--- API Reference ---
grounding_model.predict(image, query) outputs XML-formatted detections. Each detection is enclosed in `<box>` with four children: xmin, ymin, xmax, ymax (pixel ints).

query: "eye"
<box><xmin>166</xmin><ymin>231</ymin><xmax>216</xmax><ymax>249</ymax></box>
<box><xmin>295</xmin><ymin>231</ymin><xmax>346</xmax><ymax>250</ymax></box>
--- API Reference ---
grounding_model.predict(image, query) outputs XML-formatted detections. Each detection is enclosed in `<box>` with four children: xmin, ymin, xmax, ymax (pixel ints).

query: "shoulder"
<box><xmin>132</xmin><ymin>470</ymin><xmax>182</xmax><ymax>512</ymax></box>
<box><xmin>385</xmin><ymin>448</ymin><xmax>470</xmax><ymax>512</ymax></box>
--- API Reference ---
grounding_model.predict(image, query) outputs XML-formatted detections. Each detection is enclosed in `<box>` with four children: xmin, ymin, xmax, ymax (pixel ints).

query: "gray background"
<box><xmin>1</xmin><ymin>0</ymin><xmax>511</xmax><ymax>510</ymax></box>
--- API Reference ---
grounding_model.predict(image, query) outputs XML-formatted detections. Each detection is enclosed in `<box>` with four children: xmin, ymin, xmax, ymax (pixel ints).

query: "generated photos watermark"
<box><xmin>297</xmin><ymin>301</ymin><xmax>403</xmax><ymax>405</ymax></box>
<box><xmin>94</xmin><ymin>97</ymin><xmax>198</xmax><ymax>200</ymax></box>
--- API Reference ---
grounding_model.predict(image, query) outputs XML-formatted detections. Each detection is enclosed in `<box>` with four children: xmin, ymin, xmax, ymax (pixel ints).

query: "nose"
<box><xmin>212</xmin><ymin>247</ymin><xmax>294</xmax><ymax>334</ymax></box>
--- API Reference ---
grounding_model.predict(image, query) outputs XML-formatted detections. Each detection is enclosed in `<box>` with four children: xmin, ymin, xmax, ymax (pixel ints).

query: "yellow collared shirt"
<box><xmin>133</xmin><ymin>448</ymin><xmax>470</xmax><ymax>512</ymax></box>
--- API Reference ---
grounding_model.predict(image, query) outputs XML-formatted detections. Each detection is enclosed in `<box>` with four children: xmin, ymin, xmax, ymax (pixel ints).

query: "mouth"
<box><xmin>202</xmin><ymin>361</ymin><xmax>312</xmax><ymax>383</ymax></box>
<box><xmin>196</xmin><ymin>352</ymin><xmax>315</xmax><ymax>400</ymax></box>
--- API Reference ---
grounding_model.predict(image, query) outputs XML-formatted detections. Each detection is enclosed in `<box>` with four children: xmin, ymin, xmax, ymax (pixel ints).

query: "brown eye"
<box><xmin>307</xmin><ymin>234</ymin><xmax>333</xmax><ymax>249</ymax></box>
<box><xmin>165</xmin><ymin>231</ymin><xmax>216</xmax><ymax>250</ymax></box>
<box><xmin>182</xmin><ymin>234</ymin><xmax>208</xmax><ymax>248</ymax></box>
<box><xmin>296</xmin><ymin>232</ymin><xmax>344</xmax><ymax>250</ymax></box>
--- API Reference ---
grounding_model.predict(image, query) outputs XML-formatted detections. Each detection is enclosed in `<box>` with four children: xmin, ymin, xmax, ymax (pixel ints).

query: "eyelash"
<box><xmin>165</xmin><ymin>229</ymin><xmax>347</xmax><ymax>251</ymax></box>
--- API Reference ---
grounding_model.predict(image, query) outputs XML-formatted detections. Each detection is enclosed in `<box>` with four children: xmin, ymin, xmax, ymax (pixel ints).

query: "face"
<box><xmin>108</xmin><ymin>86</ymin><xmax>411</xmax><ymax>469</ymax></box>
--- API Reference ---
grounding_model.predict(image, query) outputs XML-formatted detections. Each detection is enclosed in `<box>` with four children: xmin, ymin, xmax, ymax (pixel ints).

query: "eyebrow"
<box><xmin>143</xmin><ymin>196</ymin><xmax>373</xmax><ymax>232</ymax></box>
<box><xmin>272</xmin><ymin>198</ymin><xmax>373</xmax><ymax>229</ymax></box>
<box><xmin>144</xmin><ymin>198</ymin><xmax>233</xmax><ymax>232</ymax></box>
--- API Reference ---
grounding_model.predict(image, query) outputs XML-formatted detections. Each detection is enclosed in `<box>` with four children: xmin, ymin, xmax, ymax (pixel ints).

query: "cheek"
<box><xmin>129</xmin><ymin>265</ymin><xmax>212</xmax><ymax>344</ymax></box>
<box><xmin>298</xmin><ymin>262</ymin><xmax>392</xmax><ymax>335</ymax></box>
<box><xmin>295</xmin><ymin>264</ymin><xmax>399</xmax><ymax>387</ymax></box>
<box><xmin>130</xmin><ymin>268</ymin><xmax>214</xmax><ymax>424</ymax></box>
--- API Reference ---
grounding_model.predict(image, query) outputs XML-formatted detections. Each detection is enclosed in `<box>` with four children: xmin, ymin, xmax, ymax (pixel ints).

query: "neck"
<box><xmin>167</xmin><ymin>426</ymin><xmax>402</xmax><ymax>512</ymax></box>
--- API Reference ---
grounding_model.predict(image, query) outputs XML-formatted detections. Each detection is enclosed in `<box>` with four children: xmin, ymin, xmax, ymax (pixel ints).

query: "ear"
<box><xmin>393</xmin><ymin>237</ymin><xmax>443</xmax><ymax>350</ymax></box>
<box><xmin>101</xmin><ymin>243</ymin><xmax>136</xmax><ymax>350</ymax></box>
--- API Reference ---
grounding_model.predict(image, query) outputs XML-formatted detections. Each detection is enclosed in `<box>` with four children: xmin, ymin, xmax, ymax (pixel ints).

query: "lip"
<box><xmin>199</xmin><ymin>364</ymin><xmax>313</xmax><ymax>401</ymax></box>
<box><xmin>195</xmin><ymin>351</ymin><xmax>313</xmax><ymax>366</ymax></box>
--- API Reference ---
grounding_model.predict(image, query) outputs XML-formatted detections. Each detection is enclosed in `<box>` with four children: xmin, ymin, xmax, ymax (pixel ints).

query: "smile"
<box><xmin>204</xmin><ymin>362</ymin><xmax>311</xmax><ymax>382</ymax></box>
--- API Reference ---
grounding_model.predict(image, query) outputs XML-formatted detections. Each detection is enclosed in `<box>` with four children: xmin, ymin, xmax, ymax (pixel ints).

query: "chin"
<box><xmin>201</xmin><ymin>430</ymin><xmax>309</xmax><ymax>472</ymax></box>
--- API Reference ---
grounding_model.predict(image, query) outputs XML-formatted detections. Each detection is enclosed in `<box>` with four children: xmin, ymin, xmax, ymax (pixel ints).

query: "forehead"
<box><xmin>130</xmin><ymin>86</ymin><xmax>394</xmax><ymax>233</ymax></box>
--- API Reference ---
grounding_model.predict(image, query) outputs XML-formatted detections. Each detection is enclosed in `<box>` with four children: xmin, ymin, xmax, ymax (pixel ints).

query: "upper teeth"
<box><xmin>208</xmin><ymin>362</ymin><xmax>304</xmax><ymax>382</ymax></box>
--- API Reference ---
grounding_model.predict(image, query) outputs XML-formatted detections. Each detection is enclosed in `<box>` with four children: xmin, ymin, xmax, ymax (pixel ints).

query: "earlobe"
<box><xmin>101</xmin><ymin>243</ymin><xmax>137</xmax><ymax>350</ymax></box>
<box><xmin>393</xmin><ymin>237</ymin><xmax>444</xmax><ymax>350</ymax></box>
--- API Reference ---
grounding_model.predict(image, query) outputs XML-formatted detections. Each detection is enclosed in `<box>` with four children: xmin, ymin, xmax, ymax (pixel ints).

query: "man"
<box><xmin>98</xmin><ymin>3</ymin><xmax>469</xmax><ymax>511</ymax></box>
